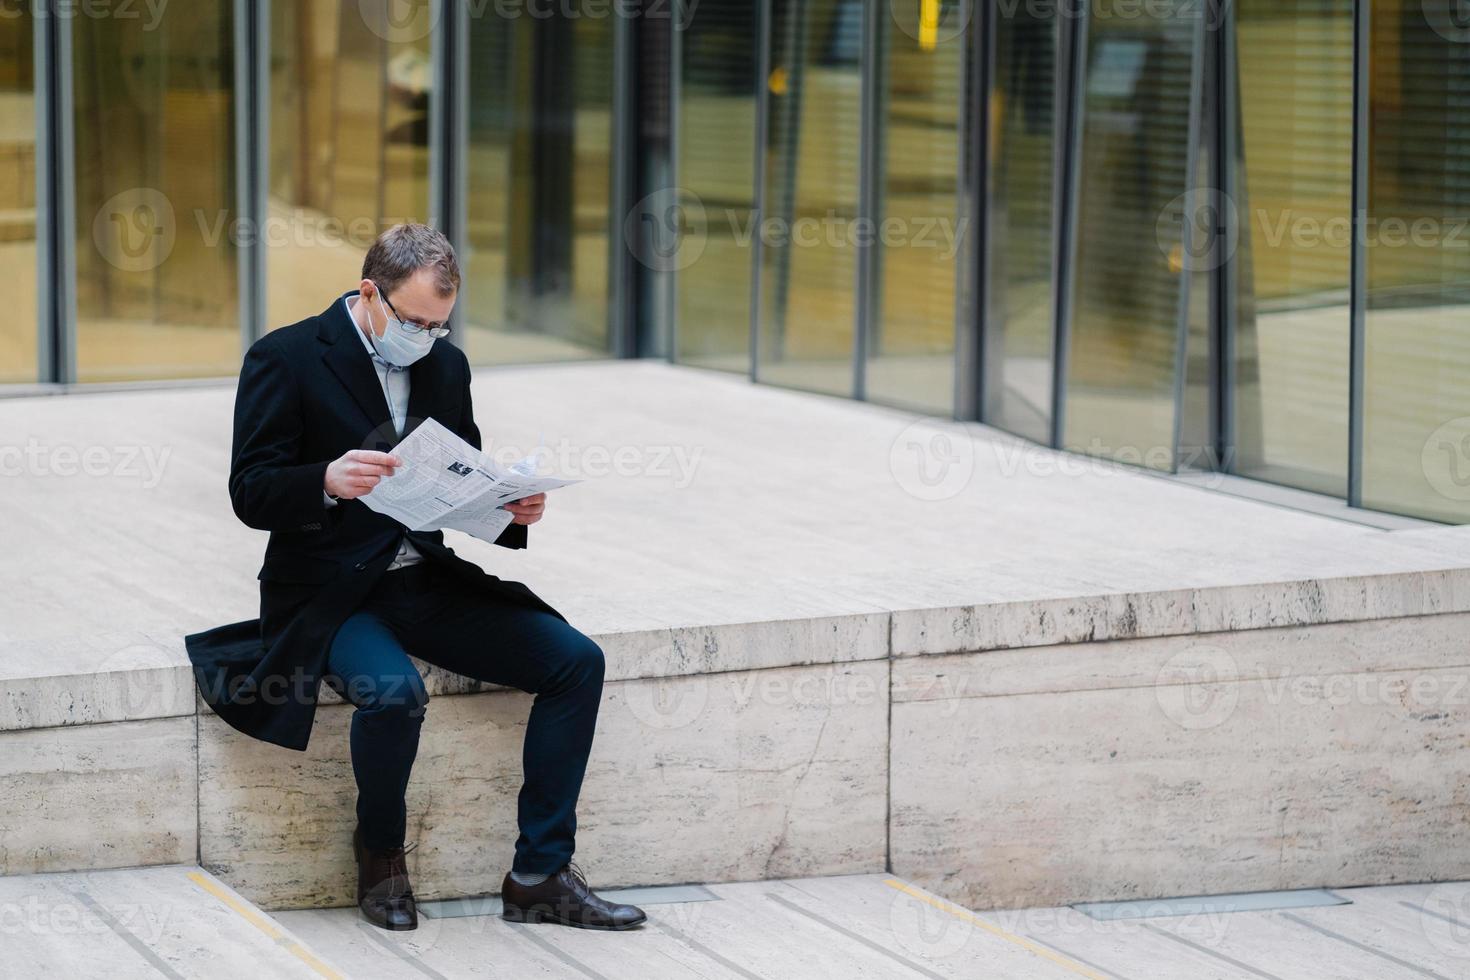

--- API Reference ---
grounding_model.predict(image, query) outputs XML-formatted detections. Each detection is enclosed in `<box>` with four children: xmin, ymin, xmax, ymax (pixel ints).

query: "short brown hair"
<box><xmin>361</xmin><ymin>223</ymin><xmax>461</xmax><ymax>297</ymax></box>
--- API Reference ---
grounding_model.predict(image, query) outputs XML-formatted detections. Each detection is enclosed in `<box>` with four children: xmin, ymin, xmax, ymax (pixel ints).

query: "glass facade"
<box><xmin>866</xmin><ymin>0</ymin><xmax>964</xmax><ymax>413</ymax></box>
<box><xmin>266</xmin><ymin>0</ymin><xmax>432</xmax><ymax>331</ymax></box>
<box><xmin>675</xmin><ymin>0</ymin><xmax>758</xmax><ymax>372</ymax></box>
<box><xmin>74</xmin><ymin>2</ymin><xmax>238</xmax><ymax>381</ymax></box>
<box><xmin>5</xmin><ymin>1</ymin><xmax>1470</xmax><ymax>523</ymax></box>
<box><xmin>1362</xmin><ymin>0</ymin><xmax>1470</xmax><ymax>521</ymax></box>
<box><xmin>0</xmin><ymin>7</ymin><xmax>35</xmax><ymax>383</ymax></box>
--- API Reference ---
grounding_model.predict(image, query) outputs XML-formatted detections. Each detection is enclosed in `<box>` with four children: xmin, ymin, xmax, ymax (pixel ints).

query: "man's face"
<box><xmin>360</xmin><ymin>267</ymin><xmax>457</xmax><ymax>337</ymax></box>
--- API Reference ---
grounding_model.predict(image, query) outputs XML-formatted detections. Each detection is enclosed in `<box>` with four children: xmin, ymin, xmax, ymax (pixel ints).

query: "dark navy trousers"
<box><xmin>323</xmin><ymin>562</ymin><xmax>604</xmax><ymax>873</ymax></box>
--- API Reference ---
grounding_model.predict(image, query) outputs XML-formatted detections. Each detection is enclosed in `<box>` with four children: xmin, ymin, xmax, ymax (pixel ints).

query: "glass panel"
<box><xmin>1062</xmin><ymin>2</ymin><xmax>1198</xmax><ymax>469</ymax></box>
<box><xmin>866</xmin><ymin>0</ymin><xmax>964</xmax><ymax>414</ymax></box>
<box><xmin>1230</xmin><ymin>0</ymin><xmax>1353</xmax><ymax>496</ymax></box>
<box><xmin>266</xmin><ymin>0</ymin><xmax>433</xmax><ymax>331</ymax></box>
<box><xmin>0</xmin><ymin>7</ymin><xmax>36</xmax><ymax>383</ymax></box>
<box><xmin>463</xmin><ymin>12</ymin><xmax>614</xmax><ymax>364</ymax></box>
<box><xmin>676</xmin><ymin>0</ymin><xmax>758</xmax><ymax>372</ymax></box>
<box><xmin>984</xmin><ymin>6</ymin><xmax>1058</xmax><ymax>443</ymax></box>
<box><xmin>1361</xmin><ymin>0</ymin><xmax>1470</xmax><ymax>521</ymax></box>
<box><xmin>758</xmin><ymin>0</ymin><xmax>863</xmax><ymax>396</ymax></box>
<box><xmin>73</xmin><ymin>2</ymin><xmax>237</xmax><ymax>381</ymax></box>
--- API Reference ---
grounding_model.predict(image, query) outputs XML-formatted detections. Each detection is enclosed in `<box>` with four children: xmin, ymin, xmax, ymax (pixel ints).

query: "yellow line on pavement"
<box><xmin>186</xmin><ymin>871</ymin><xmax>346</xmax><ymax>980</ymax></box>
<box><xmin>883</xmin><ymin>878</ymin><xmax>1108</xmax><ymax>980</ymax></box>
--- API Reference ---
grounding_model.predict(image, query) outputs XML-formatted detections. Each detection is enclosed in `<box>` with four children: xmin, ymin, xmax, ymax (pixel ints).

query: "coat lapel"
<box><xmin>319</xmin><ymin>292</ymin><xmax>392</xmax><ymax>433</ymax></box>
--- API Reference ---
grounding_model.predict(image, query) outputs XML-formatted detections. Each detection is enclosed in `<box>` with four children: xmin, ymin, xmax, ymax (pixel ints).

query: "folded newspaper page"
<box><xmin>360</xmin><ymin>417</ymin><xmax>578</xmax><ymax>544</ymax></box>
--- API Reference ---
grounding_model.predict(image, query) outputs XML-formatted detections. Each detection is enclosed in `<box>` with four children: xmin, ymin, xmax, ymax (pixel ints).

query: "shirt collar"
<box><xmin>343</xmin><ymin>294</ymin><xmax>377</xmax><ymax>358</ymax></box>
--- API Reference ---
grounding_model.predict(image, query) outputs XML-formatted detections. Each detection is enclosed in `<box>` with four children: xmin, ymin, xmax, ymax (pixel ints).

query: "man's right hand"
<box><xmin>324</xmin><ymin>450</ymin><xmax>402</xmax><ymax>500</ymax></box>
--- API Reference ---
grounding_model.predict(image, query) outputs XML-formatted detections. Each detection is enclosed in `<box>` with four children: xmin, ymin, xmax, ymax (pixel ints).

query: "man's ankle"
<box><xmin>509</xmin><ymin>870</ymin><xmax>551</xmax><ymax>886</ymax></box>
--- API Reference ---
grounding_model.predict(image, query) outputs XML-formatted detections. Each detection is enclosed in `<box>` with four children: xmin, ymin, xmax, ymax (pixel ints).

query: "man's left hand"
<box><xmin>504</xmin><ymin>493</ymin><xmax>547</xmax><ymax>526</ymax></box>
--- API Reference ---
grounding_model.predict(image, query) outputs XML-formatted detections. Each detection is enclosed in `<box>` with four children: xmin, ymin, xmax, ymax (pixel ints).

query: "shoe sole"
<box><xmin>359</xmin><ymin>914</ymin><xmax>418</xmax><ymax>931</ymax></box>
<box><xmin>501</xmin><ymin>905</ymin><xmax>646</xmax><ymax>931</ymax></box>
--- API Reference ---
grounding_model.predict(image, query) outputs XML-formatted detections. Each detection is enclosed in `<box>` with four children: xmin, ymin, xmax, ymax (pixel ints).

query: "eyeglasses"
<box><xmin>380</xmin><ymin>290</ymin><xmax>452</xmax><ymax>338</ymax></box>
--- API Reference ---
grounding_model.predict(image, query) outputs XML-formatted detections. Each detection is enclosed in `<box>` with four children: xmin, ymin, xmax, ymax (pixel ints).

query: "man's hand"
<box><xmin>504</xmin><ymin>492</ymin><xmax>547</xmax><ymax>526</ymax></box>
<box><xmin>324</xmin><ymin>450</ymin><xmax>402</xmax><ymax>500</ymax></box>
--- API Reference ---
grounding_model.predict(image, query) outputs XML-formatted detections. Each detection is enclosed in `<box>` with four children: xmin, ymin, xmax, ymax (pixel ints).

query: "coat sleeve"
<box><xmin>227</xmin><ymin>339</ymin><xmax>332</xmax><ymax>532</ymax></box>
<box><xmin>455</xmin><ymin>351</ymin><xmax>527</xmax><ymax>551</ymax></box>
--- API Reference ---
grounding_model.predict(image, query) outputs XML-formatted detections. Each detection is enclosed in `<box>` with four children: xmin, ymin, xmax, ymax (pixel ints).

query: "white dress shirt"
<box><xmin>324</xmin><ymin>294</ymin><xmax>423</xmax><ymax>570</ymax></box>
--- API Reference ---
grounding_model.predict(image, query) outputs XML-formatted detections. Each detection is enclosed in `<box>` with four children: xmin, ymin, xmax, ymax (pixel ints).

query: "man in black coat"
<box><xmin>185</xmin><ymin>224</ymin><xmax>644</xmax><ymax>933</ymax></box>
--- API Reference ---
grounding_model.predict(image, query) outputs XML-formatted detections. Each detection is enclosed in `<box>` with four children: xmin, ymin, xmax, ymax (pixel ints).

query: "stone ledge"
<box><xmin>9</xmin><ymin>565</ymin><xmax>1470</xmax><ymax>731</ymax></box>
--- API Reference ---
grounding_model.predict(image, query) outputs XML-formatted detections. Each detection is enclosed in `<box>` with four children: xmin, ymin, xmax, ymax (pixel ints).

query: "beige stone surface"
<box><xmin>200</xmin><ymin>661</ymin><xmax>889</xmax><ymax>910</ymax></box>
<box><xmin>889</xmin><ymin>614</ymin><xmax>1470</xmax><ymax>911</ymax></box>
<box><xmin>0</xmin><ymin>716</ymin><xmax>197</xmax><ymax>875</ymax></box>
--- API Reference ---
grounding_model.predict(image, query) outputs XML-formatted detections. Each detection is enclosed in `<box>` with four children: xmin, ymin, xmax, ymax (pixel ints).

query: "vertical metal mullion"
<box><xmin>954</xmin><ymin>0</ymin><xmax>989</xmax><ymax>422</ymax></box>
<box><xmin>1347</xmin><ymin>0</ymin><xmax>1369</xmax><ymax>507</ymax></box>
<box><xmin>33</xmin><ymin>6</ymin><xmax>55</xmax><ymax>382</ymax></box>
<box><xmin>234</xmin><ymin>0</ymin><xmax>268</xmax><ymax>350</ymax></box>
<box><xmin>1050</xmin><ymin>5</ymin><xmax>1086</xmax><ymax>449</ymax></box>
<box><xmin>430</xmin><ymin>0</ymin><xmax>469</xmax><ymax>343</ymax></box>
<box><xmin>41</xmin><ymin>3</ymin><xmax>78</xmax><ymax>384</ymax></box>
<box><xmin>1169</xmin><ymin>10</ymin><xmax>1208</xmax><ymax>473</ymax></box>
<box><xmin>666</xmin><ymin>11</ymin><xmax>683</xmax><ymax>362</ymax></box>
<box><xmin>749</xmin><ymin>0</ymin><xmax>772</xmax><ymax>381</ymax></box>
<box><xmin>1217</xmin><ymin>6</ymin><xmax>1236</xmax><ymax>471</ymax></box>
<box><xmin>854</xmin><ymin>0</ymin><xmax>882</xmax><ymax>401</ymax></box>
<box><xmin>610</xmin><ymin>5</ymin><xmax>639</xmax><ymax>358</ymax></box>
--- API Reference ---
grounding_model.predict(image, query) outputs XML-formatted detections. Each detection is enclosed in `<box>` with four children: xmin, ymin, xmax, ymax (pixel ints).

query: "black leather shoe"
<box><xmin>501</xmin><ymin>862</ymin><xmax>646</xmax><ymax>930</ymax></box>
<box><xmin>353</xmin><ymin>824</ymin><xmax>419</xmax><ymax>931</ymax></box>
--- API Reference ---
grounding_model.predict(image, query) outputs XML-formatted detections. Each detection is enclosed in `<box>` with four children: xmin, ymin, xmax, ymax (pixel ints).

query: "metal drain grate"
<box><xmin>1074</xmin><ymin>888</ymin><xmax>1349</xmax><ymax>921</ymax></box>
<box><xmin>420</xmin><ymin>883</ymin><xmax>721</xmax><ymax>920</ymax></box>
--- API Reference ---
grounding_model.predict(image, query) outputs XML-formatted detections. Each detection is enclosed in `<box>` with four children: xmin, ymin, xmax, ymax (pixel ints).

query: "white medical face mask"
<box><xmin>363</xmin><ymin>286</ymin><xmax>435</xmax><ymax>367</ymax></box>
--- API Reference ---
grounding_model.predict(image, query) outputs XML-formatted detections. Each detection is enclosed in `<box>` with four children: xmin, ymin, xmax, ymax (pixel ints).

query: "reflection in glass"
<box><xmin>984</xmin><ymin>6</ymin><xmax>1058</xmax><ymax>443</ymax></box>
<box><xmin>267</xmin><ymin>0</ymin><xmax>432</xmax><ymax>331</ymax></box>
<box><xmin>1062</xmin><ymin>3</ymin><xmax>1198</xmax><ymax>469</ymax></box>
<box><xmin>464</xmin><ymin>12</ymin><xmax>614</xmax><ymax>364</ymax></box>
<box><xmin>759</xmin><ymin>0</ymin><xmax>863</xmax><ymax>396</ymax></box>
<box><xmin>1230</xmin><ymin>0</ymin><xmax>1352</xmax><ymax>496</ymax></box>
<box><xmin>0</xmin><ymin>8</ymin><xmax>35</xmax><ymax>383</ymax></box>
<box><xmin>1362</xmin><ymin>0</ymin><xmax>1470</xmax><ymax>521</ymax></box>
<box><xmin>866</xmin><ymin>0</ymin><xmax>964</xmax><ymax>413</ymax></box>
<box><xmin>73</xmin><ymin>2</ymin><xmax>237</xmax><ymax>381</ymax></box>
<box><xmin>676</xmin><ymin>0</ymin><xmax>758</xmax><ymax>372</ymax></box>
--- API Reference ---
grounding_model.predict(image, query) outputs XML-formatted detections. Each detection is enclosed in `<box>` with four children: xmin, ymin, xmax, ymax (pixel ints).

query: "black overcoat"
<box><xmin>184</xmin><ymin>292</ymin><xmax>564</xmax><ymax>751</ymax></box>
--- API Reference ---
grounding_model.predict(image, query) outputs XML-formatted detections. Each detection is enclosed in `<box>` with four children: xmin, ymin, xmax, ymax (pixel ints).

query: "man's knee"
<box><xmin>565</xmin><ymin>633</ymin><xmax>605</xmax><ymax>687</ymax></box>
<box><xmin>348</xmin><ymin>670</ymin><xmax>429</xmax><ymax>722</ymax></box>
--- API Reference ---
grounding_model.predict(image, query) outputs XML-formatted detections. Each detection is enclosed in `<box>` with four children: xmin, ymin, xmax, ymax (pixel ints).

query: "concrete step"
<box><xmin>0</xmin><ymin>864</ymin><xmax>346</xmax><ymax>979</ymax></box>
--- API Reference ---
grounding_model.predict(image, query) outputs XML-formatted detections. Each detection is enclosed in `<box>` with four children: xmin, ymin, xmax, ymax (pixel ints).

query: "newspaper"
<box><xmin>360</xmin><ymin>417</ymin><xmax>578</xmax><ymax>544</ymax></box>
